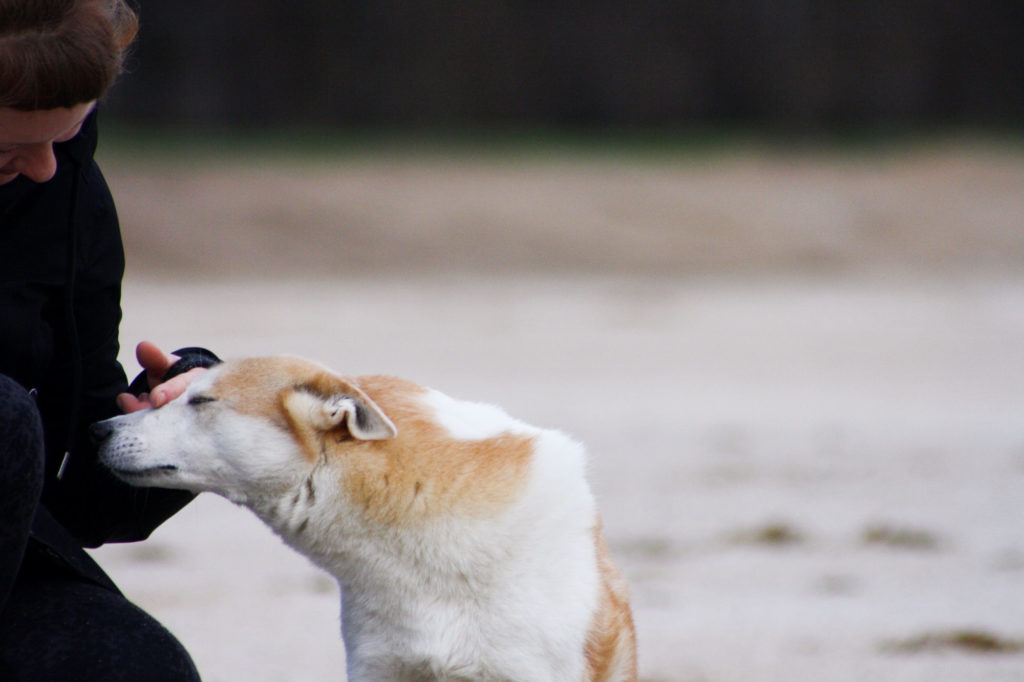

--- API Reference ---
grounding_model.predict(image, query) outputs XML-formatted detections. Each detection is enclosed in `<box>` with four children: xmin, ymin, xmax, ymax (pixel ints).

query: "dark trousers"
<box><xmin>0</xmin><ymin>375</ymin><xmax>201</xmax><ymax>681</ymax></box>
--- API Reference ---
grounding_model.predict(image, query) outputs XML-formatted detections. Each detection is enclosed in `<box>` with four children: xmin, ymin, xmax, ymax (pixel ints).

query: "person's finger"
<box><xmin>135</xmin><ymin>341</ymin><xmax>179</xmax><ymax>389</ymax></box>
<box><xmin>117</xmin><ymin>392</ymin><xmax>150</xmax><ymax>414</ymax></box>
<box><xmin>150</xmin><ymin>367</ymin><xmax>206</xmax><ymax>408</ymax></box>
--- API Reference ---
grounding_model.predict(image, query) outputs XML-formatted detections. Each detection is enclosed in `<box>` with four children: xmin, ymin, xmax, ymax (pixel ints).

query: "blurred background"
<box><xmin>96</xmin><ymin>0</ymin><xmax>1024</xmax><ymax>279</ymax></box>
<box><xmin>106</xmin><ymin>1</ymin><xmax>1022</xmax><ymax>129</ymax></box>
<box><xmin>90</xmin><ymin>2</ymin><xmax>1024</xmax><ymax>681</ymax></box>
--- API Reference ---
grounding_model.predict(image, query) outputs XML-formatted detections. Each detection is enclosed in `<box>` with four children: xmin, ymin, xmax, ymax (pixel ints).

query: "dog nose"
<box><xmin>89</xmin><ymin>419</ymin><xmax>115</xmax><ymax>444</ymax></box>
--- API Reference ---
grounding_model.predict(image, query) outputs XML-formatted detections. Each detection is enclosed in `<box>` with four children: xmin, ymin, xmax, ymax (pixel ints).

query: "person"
<box><xmin>0</xmin><ymin>1</ymin><xmax>218</xmax><ymax>679</ymax></box>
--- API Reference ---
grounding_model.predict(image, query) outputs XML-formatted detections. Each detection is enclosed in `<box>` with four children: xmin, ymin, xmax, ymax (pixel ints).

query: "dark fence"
<box><xmin>105</xmin><ymin>0</ymin><xmax>1024</xmax><ymax>129</ymax></box>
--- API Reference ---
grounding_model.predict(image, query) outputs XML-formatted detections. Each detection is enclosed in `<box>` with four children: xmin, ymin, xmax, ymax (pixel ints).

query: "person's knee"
<box><xmin>0</xmin><ymin>577</ymin><xmax>201</xmax><ymax>681</ymax></box>
<box><xmin>0</xmin><ymin>375</ymin><xmax>42</xmax><ymax>444</ymax></box>
<box><xmin>0</xmin><ymin>374</ymin><xmax>44</xmax><ymax>488</ymax></box>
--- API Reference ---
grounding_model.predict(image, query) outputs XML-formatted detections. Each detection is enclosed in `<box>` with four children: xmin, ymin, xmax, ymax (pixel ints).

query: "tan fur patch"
<box><xmin>331</xmin><ymin>375</ymin><xmax>536</xmax><ymax>525</ymax></box>
<box><xmin>207</xmin><ymin>358</ymin><xmax>368</xmax><ymax>463</ymax></box>
<box><xmin>585</xmin><ymin>520</ymin><xmax>638</xmax><ymax>681</ymax></box>
<box><xmin>208</xmin><ymin>360</ymin><xmax>535</xmax><ymax>524</ymax></box>
<box><xmin>208</xmin><ymin>356</ymin><xmax>323</xmax><ymax>431</ymax></box>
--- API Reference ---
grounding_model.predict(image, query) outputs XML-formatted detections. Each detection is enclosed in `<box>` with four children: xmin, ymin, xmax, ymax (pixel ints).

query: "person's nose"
<box><xmin>12</xmin><ymin>143</ymin><xmax>58</xmax><ymax>183</ymax></box>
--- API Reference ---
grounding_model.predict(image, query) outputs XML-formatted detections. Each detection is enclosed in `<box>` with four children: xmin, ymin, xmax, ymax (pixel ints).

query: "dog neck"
<box><xmin>247</xmin><ymin>467</ymin><xmax>599</xmax><ymax>681</ymax></box>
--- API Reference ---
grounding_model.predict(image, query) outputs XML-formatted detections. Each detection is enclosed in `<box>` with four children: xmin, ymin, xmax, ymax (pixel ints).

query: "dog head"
<box><xmin>93</xmin><ymin>356</ymin><xmax>397</xmax><ymax>504</ymax></box>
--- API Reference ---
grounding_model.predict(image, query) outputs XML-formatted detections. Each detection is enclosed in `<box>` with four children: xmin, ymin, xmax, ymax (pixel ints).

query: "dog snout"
<box><xmin>89</xmin><ymin>419</ymin><xmax>116</xmax><ymax>445</ymax></box>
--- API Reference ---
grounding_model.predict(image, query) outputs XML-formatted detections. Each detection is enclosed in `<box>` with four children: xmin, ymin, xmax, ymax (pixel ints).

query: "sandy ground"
<box><xmin>88</xmin><ymin>142</ymin><xmax>1024</xmax><ymax>681</ymax></box>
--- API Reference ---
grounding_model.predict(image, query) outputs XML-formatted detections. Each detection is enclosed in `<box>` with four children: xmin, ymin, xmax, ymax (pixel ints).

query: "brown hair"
<box><xmin>0</xmin><ymin>0</ymin><xmax>138</xmax><ymax>110</ymax></box>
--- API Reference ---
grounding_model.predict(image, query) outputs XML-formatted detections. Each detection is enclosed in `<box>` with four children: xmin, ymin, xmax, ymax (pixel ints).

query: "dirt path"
<box><xmin>100</xmin><ymin>140</ymin><xmax>1024</xmax><ymax>279</ymax></box>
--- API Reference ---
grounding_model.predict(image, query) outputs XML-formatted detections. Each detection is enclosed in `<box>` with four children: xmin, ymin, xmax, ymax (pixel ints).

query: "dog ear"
<box><xmin>320</xmin><ymin>393</ymin><xmax>397</xmax><ymax>440</ymax></box>
<box><xmin>285</xmin><ymin>382</ymin><xmax>397</xmax><ymax>440</ymax></box>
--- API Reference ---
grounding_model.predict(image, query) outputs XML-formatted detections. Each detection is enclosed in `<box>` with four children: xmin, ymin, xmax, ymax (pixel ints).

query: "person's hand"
<box><xmin>116</xmin><ymin>341</ymin><xmax>207</xmax><ymax>413</ymax></box>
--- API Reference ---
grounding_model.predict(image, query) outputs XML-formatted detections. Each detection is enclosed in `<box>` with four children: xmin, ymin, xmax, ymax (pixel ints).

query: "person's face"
<box><xmin>0</xmin><ymin>101</ymin><xmax>96</xmax><ymax>185</ymax></box>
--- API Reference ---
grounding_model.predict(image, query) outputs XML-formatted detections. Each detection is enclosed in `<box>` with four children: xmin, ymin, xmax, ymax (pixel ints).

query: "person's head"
<box><xmin>0</xmin><ymin>0</ymin><xmax>138</xmax><ymax>184</ymax></box>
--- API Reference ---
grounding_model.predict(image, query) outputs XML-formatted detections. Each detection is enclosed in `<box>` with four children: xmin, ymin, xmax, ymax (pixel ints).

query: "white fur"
<box><xmin>421</xmin><ymin>388</ymin><xmax>540</xmax><ymax>441</ymax></box>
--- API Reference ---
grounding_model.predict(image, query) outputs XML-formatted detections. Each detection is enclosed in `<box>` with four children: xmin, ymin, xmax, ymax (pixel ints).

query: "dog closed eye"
<box><xmin>188</xmin><ymin>394</ymin><xmax>217</xmax><ymax>407</ymax></box>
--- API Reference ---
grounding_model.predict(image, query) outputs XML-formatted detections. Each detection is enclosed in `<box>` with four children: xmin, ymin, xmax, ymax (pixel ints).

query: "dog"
<box><xmin>93</xmin><ymin>356</ymin><xmax>637</xmax><ymax>681</ymax></box>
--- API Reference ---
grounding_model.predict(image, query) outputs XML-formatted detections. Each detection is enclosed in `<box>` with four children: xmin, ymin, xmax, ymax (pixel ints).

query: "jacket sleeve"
<box><xmin>39</xmin><ymin>155</ymin><xmax>220</xmax><ymax>548</ymax></box>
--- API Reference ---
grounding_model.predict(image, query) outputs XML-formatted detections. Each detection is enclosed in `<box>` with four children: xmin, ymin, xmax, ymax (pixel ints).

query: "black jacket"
<box><xmin>0</xmin><ymin>111</ymin><xmax>214</xmax><ymax>589</ymax></box>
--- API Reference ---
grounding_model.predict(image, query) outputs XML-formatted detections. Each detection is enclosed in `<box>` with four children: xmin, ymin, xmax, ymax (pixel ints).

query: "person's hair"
<box><xmin>0</xmin><ymin>0</ymin><xmax>138</xmax><ymax>110</ymax></box>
